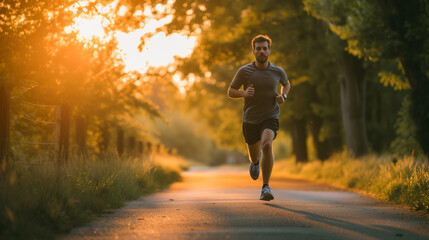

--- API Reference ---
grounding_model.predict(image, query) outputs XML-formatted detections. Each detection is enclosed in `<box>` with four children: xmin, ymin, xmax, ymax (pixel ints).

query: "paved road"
<box><xmin>58</xmin><ymin>167</ymin><xmax>429</xmax><ymax>240</ymax></box>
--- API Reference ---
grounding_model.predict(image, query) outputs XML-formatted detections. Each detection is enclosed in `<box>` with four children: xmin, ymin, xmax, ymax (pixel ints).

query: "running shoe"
<box><xmin>260</xmin><ymin>185</ymin><xmax>274</xmax><ymax>201</ymax></box>
<box><xmin>249</xmin><ymin>161</ymin><xmax>260</xmax><ymax>180</ymax></box>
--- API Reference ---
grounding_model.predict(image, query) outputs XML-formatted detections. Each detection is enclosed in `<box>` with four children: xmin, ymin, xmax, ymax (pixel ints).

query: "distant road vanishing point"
<box><xmin>58</xmin><ymin>166</ymin><xmax>429</xmax><ymax>240</ymax></box>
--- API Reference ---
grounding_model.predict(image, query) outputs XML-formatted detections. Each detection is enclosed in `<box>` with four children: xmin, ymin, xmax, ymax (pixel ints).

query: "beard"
<box><xmin>256</xmin><ymin>54</ymin><xmax>268</xmax><ymax>63</ymax></box>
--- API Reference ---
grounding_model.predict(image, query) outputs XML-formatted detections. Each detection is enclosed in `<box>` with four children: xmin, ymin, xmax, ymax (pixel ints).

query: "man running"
<box><xmin>228</xmin><ymin>35</ymin><xmax>290</xmax><ymax>201</ymax></box>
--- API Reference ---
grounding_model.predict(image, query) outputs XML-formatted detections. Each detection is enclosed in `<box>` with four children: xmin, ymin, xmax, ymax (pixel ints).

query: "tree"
<box><xmin>336</xmin><ymin>38</ymin><xmax>368</xmax><ymax>157</ymax></box>
<box><xmin>1</xmin><ymin>0</ymin><xmax>166</xmax><ymax>156</ymax></box>
<box><xmin>304</xmin><ymin>0</ymin><xmax>429</xmax><ymax>155</ymax></box>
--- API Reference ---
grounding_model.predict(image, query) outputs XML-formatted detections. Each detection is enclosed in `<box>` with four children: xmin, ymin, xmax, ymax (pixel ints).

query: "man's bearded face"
<box><xmin>253</xmin><ymin>41</ymin><xmax>270</xmax><ymax>64</ymax></box>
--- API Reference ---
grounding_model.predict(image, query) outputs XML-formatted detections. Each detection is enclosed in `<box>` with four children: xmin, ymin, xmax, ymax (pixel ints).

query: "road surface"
<box><xmin>58</xmin><ymin>166</ymin><xmax>429</xmax><ymax>240</ymax></box>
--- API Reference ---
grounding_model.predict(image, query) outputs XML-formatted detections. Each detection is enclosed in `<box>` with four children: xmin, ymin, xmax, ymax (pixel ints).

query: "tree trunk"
<box><xmin>290</xmin><ymin>117</ymin><xmax>308</xmax><ymax>162</ymax></box>
<box><xmin>337</xmin><ymin>40</ymin><xmax>368</xmax><ymax>157</ymax></box>
<box><xmin>310</xmin><ymin>116</ymin><xmax>334</xmax><ymax>161</ymax></box>
<box><xmin>0</xmin><ymin>86</ymin><xmax>9</xmax><ymax>173</ymax></box>
<box><xmin>98</xmin><ymin>122</ymin><xmax>110</xmax><ymax>156</ymax></box>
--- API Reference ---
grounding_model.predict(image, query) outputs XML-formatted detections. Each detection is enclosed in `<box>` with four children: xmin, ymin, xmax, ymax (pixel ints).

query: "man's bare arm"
<box><xmin>228</xmin><ymin>84</ymin><xmax>254</xmax><ymax>98</ymax></box>
<box><xmin>276</xmin><ymin>80</ymin><xmax>291</xmax><ymax>104</ymax></box>
<box><xmin>282</xmin><ymin>80</ymin><xmax>291</xmax><ymax>95</ymax></box>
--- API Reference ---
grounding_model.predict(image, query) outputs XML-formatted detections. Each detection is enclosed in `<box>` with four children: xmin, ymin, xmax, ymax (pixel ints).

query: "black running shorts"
<box><xmin>242</xmin><ymin>118</ymin><xmax>279</xmax><ymax>145</ymax></box>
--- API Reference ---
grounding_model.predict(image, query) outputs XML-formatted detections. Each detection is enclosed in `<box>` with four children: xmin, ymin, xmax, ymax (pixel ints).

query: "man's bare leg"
<box><xmin>260</xmin><ymin>129</ymin><xmax>275</xmax><ymax>185</ymax></box>
<box><xmin>247</xmin><ymin>141</ymin><xmax>261</xmax><ymax>164</ymax></box>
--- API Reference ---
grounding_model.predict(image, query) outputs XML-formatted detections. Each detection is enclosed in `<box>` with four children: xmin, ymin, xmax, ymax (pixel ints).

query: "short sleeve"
<box><xmin>279</xmin><ymin>67</ymin><xmax>288</xmax><ymax>86</ymax></box>
<box><xmin>230</xmin><ymin>67</ymin><xmax>246</xmax><ymax>90</ymax></box>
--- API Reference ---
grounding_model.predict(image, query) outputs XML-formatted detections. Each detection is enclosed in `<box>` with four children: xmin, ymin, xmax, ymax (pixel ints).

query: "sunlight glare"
<box><xmin>65</xmin><ymin>0</ymin><xmax>198</xmax><ymax>94</ymax></box>
<box><xmin>173</xmin><ymin>73</ymin><xmax>187</xmax><ymax>95</ymax></box>
<box><xmin>117</xmin><ymin>5</ymin><xmax>128</xmax><ymax>16</ymax></box>
<box><xmin>72</xmin><ymin>15</ymin><xmax>107</xmax><ymax>41</ymax></box>
<box><xmin>173</xmin><ymin>73</ymin><xmax>198</xmax><ymax>95</ymax></box>
<box><xmin>143</xmin><ymin>32</ymin><xmax>196</xmax><ymax>67</ymax></box>
<box><xmin>95</xmin><ymin>0</ymin><xmax>119</xmax><ymax>14</ymax></box>
<box><xmin>117</xmin><ymin>31</ymin><xmax>196</xmax><ymax>73</ymax></box>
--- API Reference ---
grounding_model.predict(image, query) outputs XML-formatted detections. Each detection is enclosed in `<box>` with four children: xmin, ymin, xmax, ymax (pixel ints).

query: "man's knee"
<box><xmin>261</xmin><ymin>141</ymin><xmax>272</xmax><ymax>153</ymax></box>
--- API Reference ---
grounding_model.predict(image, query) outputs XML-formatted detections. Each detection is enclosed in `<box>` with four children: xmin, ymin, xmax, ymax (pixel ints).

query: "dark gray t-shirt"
<box><xmin>230</xmin><ymin>62</ymin><xmax>288</xmax><ymax>124</ymax></box>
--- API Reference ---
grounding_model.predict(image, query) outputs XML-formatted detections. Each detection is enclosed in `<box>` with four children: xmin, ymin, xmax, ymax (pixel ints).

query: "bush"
<box><xmin>373</xmin><ymin>156</ymin><xmax>429</xmax><ymax>212</ymax></box>
<box><xmin>0</xmin><ymin>154</ymin><xmax>182</xmax><ymax>240</ymax></box>
<box><xmin>275</xmin><ymin>153</ymin><xmax>429</xmax><ymax>213</ymax></box>
<box><xmin>390</xmin><ymin>95</ymin><xmax>423</xmax><ymax>157</ymax></box>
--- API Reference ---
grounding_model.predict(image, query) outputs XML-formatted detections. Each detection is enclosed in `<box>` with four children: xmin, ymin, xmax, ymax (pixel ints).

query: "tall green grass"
<box><xmin>275</xmin><ymin>153</ymin><xmax>429</xmax><ymax>213</ymax></box>
<box><xmin>0</xmin><ymin>154</ymin><xmax>184</xmax><ymax>240</ymax></box>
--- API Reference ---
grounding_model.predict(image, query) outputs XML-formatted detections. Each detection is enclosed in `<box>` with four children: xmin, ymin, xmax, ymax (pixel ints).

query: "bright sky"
<box><xmin>116</xmin><ymin>30</ymin><xmax>196</xmax><ymax>73</ymax></box>
<box><xmin>64</xmin><ymin>0</ymin><xmax>197</xmax><ymax>92</ymax></box>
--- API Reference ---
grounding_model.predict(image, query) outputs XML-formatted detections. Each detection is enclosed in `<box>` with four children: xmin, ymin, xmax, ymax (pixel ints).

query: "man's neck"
<box><xmin>255</xmin><ymin>61</ymin><xmax>269</xmax><ymax>70</ymax></box>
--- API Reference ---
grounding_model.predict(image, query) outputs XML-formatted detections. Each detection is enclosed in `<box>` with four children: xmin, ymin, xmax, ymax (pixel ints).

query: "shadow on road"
<box><xmin>264</xmin><ymin>203</ymin><xmax>426</xmax><ymax>240</ymax></box>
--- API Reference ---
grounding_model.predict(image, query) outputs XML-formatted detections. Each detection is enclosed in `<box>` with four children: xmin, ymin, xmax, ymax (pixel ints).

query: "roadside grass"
<box><xmin>0</xmin><ymin>153</ymin><xmax>185</xmax><ymax>240</ymax></box>
<box><xmin>274</xmin><ymin>152</ymin><xmax>429</xmax><ymax>214</ymax></box>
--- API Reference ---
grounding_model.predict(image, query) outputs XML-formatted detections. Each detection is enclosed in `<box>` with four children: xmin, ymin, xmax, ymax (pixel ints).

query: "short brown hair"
<box><xmin>252</xmin><ymin>35</ymin><xmax>272</xmax><ymax>50</ymax></box>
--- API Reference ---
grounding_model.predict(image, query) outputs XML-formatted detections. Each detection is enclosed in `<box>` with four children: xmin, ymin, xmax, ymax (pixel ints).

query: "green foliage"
<box><xmin>390</xmin><ymin>95</ymin><xmax>423</xmax><ymax>157</ymax></box>
<box><xmin>374</xmin><ymin>157</ymin><xmax>429</xmax><ymax>212</ymax></box>
<box><xmin>183</xmin><ymin>75</ymin><xmax>245</xmax><ymax>152</ymax></box>
<box><xmin>163</xmin><ymin>0</ymin><xmax>344</xmax><ymax>158</ymax></box>
<box><xmin>0</xmin><ymin>154</ymin><xmax>182</xmax><ymax>240</ymax></box>
<box><xmin>365</xmin><ymin>76</ymin><xmax>405</xmax><ymax>153</ymax></box>
<box><xmin>304</xmin><ymin>0</ymin><xmax>429</xmax><ymax>154</ymax></box>
<box><xmin>304</xmin><ymin>0</ymin><xmax>429</xmax><ymax>64</ymax></box>
<box><xmin>378</xmin><ymin>71</ymin><xmax>410</xmax><ymax>91</ymax></box>
<box><xmin>373</xmin><ymin>58</ymin><xmax>410</xmax><ymax>91</ymax></box>
<box><xmin>275</xmin><ymin>153</ymin><xmax>429</xmax><ymax>213</ymax></box>
<box><xmin>276</xmin><ymin>152</ymin><xmax>380</xmax><ymax>189</ymax></box>
<box><xmin>152</xmin><ymin>111</ymin><xmax>247</xmax><ymax>165</ymax></box>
